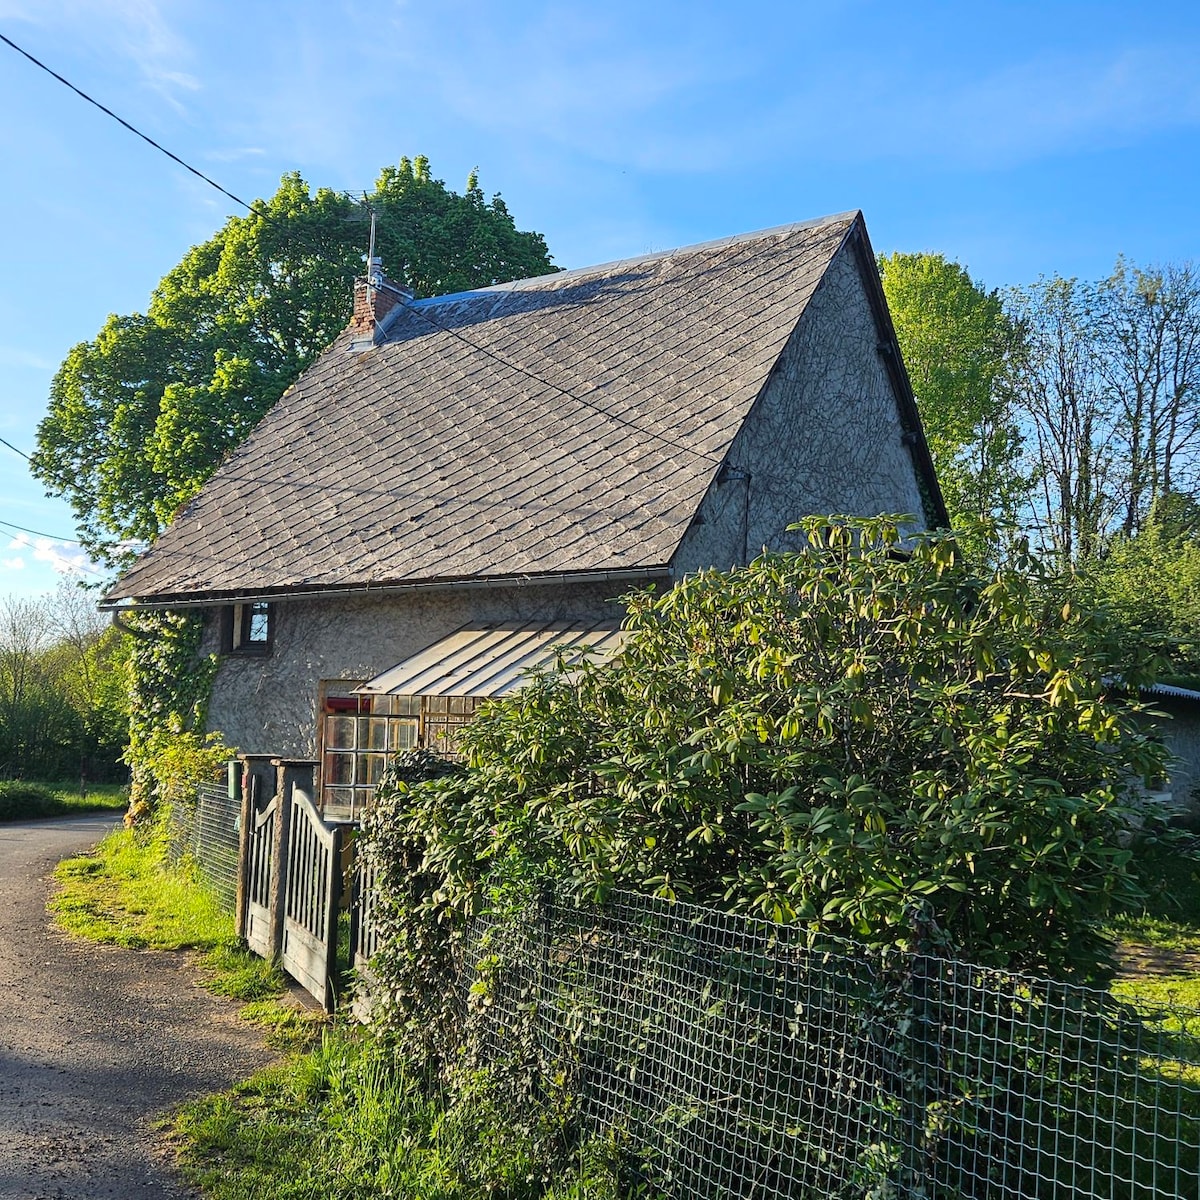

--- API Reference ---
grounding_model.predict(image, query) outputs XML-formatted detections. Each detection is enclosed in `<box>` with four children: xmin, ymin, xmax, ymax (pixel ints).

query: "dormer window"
<box><xmin>220</xmin><ymin>601</ymin><xmax>273</xmax><ymax>656</ymax></box>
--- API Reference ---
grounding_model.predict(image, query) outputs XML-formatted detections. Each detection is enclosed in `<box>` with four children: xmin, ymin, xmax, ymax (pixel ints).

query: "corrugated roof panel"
<box><xmin>357</xmin><ymin>622</ymin><xmax>629</xmax><ymax>698</ymax></box>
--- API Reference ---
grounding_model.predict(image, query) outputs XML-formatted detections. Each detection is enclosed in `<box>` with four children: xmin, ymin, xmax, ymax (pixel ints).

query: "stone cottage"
<box><xmin>102</xmin><ymin>210</ymin><xmax>946</xmax><ymax>819</ymax></box>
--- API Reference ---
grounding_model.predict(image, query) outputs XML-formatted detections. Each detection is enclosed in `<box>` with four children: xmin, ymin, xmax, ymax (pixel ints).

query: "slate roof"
<box><xmin>107</xmin><ymin>211</ymin><xmax>898</xmax><ymax>605</ymax></box>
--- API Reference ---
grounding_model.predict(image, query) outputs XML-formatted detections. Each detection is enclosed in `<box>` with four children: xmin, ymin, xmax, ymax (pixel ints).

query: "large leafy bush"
<box><xmin>365</xmin><ymin>516</ymin><xmax>1173</xmax><ymax>1028</ymax></box>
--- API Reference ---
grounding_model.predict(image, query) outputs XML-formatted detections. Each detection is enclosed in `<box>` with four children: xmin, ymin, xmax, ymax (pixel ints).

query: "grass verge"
<box><xmin>0</xmin><ymin>779</ymin><xmax>128</xmax><ymax>822</ymax></box>
<box><xmin>168</xmin><ymin>1027</ymin><xmax>649</xmax><ymax>1200</ymax></box>
<box><xmin>50</xmin><ymin>821</ymin><xmax>309</xmax><ymax>1035</ymax></box>
<box><xmin>53</xmin><ymin>824</ymin><xmax>235</xmax><ymax>950</ymax></box>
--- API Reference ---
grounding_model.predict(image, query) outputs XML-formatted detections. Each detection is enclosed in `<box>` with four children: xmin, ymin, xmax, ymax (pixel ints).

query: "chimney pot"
<box><xmin>351</xmin><ymin>262</ymin><xmax>410</xmax><ymax>346</ymax></box>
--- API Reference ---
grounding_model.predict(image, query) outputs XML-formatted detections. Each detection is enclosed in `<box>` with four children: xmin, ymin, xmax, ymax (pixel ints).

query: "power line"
<box><xmin>0</xmin><ymin>517</ymin><xmax>84</xmax><ymax>544</ymax></box>
<box><xmin>0</xmin><ymin>31</ymin><xmax>256</xmax><ymax>215</ymax></box>
<box><xmin>0</xmin><ymin>31</ymin><xmax>733</xmax><ymax>528</ymax></box>
<box><xmin>0</xmin><ymin>435</ymin><xmax>30</xmax><ymax>461</ymax></box>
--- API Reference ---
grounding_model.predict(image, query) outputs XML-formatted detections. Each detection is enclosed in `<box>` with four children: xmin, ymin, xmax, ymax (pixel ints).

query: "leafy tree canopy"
<box><xmin>878</xmin><ymin>252</ymin><xmax>1027</xmax><ymax>557</ymax></box>
<box><xmin>370</xmin><ymin>516</ymin><xmax>1173</xmax><ymax>985</ymax></box>
<box><xmin>31</xmin><ymin>157</ymin><xmax>555</xmax><ymax>564</ymax></box>
<box><xmin>1089</xmin><ymin>492</ymin><xmax>1200</xmax><ymax>687</ymax></box>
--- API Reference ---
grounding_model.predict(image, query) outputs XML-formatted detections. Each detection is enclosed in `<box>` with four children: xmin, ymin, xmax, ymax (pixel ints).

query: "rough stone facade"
<box><xmin>1148</xmin><ymin>697</ymin><xmax>1200</xmax><ymax>819</ymax></box>
<box><xmin>204</xmin><ymin>577</ymin><xmax>655</xmax><ymax>758</ymax></box>
<box><xmin>672</xmin><ymin>248</ymin><xmax>926</xmax><ymax>573</ymax></box>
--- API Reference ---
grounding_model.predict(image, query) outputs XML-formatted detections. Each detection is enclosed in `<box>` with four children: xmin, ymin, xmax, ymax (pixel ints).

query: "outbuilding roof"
<box><xmin>355</xmin><ymin>621</ymin><xmax>628</xmax><ymax>699</ymax></box>
<box><xmin>106</xmin><ymin>210</ymin><xmax>937</xmax><ymax>606</ymax></box>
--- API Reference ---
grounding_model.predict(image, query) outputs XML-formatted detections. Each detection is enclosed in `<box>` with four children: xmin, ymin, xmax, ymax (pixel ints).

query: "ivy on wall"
<box><xmin>123</xmin><ymin>609</ymin><xmax>227</xmax><ymax>825</ymax></box>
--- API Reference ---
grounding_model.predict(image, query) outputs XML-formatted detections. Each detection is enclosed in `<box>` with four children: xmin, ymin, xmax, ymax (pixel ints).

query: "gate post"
<box><xmin>324</xmin><ymin>824</ymin><xmax>344</xmax><ymax>1011</ymax></box>
<box><xmin>235</xmin><ymin>755</ymin><xmax>276</xmax><ymax>940</ymax></box>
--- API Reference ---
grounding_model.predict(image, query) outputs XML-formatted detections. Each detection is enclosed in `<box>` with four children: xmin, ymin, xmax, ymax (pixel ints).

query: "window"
<box><xmin>423</xmin><ymin>694</ymin><xmax>481</xmax><ymax>756</ymax></box>
<box><xmin>220</xmin><ymin>601</ymin><xmax>273</xmax><ymax>655</ymax></box>
<box><xmin>319</xmin><ymin>683</ymin><xmax>419</xmax><ymax>821</ymax></box>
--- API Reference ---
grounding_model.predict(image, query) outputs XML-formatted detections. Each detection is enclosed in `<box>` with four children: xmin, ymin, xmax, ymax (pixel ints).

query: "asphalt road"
<box><xmin>0</xmin><ymin>815</ymin><xmax>274</xmax><ymax>1200</ymax></box>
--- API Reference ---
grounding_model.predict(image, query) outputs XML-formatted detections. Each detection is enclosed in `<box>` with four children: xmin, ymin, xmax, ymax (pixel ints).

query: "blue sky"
<box><xmin>1</xmin><ymin>0</ymin><xmax>1198</xmax><ymax>597</ymax></box>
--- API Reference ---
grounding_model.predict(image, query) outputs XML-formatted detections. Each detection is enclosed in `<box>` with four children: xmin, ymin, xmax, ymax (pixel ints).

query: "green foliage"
<box><xmin>0</xmin><ymin>779</ymin><xmax>127</xmax><ymax>821</ymax></box>
<box><xmin>171</xmin><ymin>1027</ymin><xmax>645</xmax><ymax>1200</ymax></box>
<box><xmin>1088</xmin><ymin>492</ymin><xmax>1200</xmax><ymax>685</ymax></box>
<box><xmin>0</xmin><ymin>587</ymin><xmax>127</xmax><ymax>782</ymax></box>
<box><xmin>31</xmin><ymin>159</ymin><xmax>555</xmax><ymax>566</ymax></box>
<box><xmin>359</xmin><ymin>749</ymin><xmax>468</xmax><ymax>1073</ymax></box>
<box><xmin>368</xmin><ymin>516</ymin><xmax>1175</xmax><ymax>986</ymax></box>
<box><xmin>123</xmin><ymin>608</ymin><xmax>223</xmax><ymax>823</ymax></box>
<box><xmin>878</xmin><ymin>252</ymin><xmax>1026</xmax><ymax>557</ymax></box>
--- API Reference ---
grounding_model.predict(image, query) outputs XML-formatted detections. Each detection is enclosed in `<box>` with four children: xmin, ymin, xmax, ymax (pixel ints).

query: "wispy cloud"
<box><xmin>6</xmin><ymin>532</ymin><xmax>100</xmax><ymax>578</ymax></box>
<box><xmin>0</xmin><ymin>0</ymin><xmax>199</xmax><ymax>107</ymax></box>
<box><xmin>1</xmin><ymin>556</ymin><xmax>26</xmax><ymax>571</ymax></box>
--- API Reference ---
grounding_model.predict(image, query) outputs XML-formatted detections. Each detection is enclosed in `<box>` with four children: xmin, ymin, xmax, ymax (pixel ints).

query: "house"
<box><xmin>101</xmin><ymin>210</ymin><xmax>946</xmax><ymax>820</ymax></box>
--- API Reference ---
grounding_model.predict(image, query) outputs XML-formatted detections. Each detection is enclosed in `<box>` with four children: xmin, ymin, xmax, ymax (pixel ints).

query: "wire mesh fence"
<box><xmin>167</xmin><ymin>782</ymin><xmax>241</xmax><ymax>911</ymax></box>
<box><xmin>457</xmin><ymin>888</ymin><xmax>1200</xmax><ymax>1200</ymax></box>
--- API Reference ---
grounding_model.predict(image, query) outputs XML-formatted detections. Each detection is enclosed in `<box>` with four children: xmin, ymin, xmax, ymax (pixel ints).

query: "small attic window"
<box><xmin>220</xmin><ymin>602</ymin><xmax>273</xmax><ymax>656</ymax></box>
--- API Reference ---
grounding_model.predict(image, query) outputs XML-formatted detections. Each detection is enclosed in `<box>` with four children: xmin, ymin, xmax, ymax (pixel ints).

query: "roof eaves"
<box><xmin>99</xmin><ymin>564</ymin><xmax>674</xmax><ymax>611</ymax></box>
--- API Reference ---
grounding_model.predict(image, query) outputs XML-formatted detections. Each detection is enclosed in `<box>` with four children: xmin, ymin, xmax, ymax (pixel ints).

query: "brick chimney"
<box><xmin>350</xmin><ymin>257</ymin><xmax>410</xmax><ymax>347</ymax></box>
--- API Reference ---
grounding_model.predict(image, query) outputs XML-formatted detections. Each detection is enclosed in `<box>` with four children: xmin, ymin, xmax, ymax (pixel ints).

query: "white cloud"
<box><xmin>2</xmin><ymin>556</ymin><xmax>26</xmax><ymax>570</ymax></box>
<box><xmin>0</xmin><ymin>0</ymin><xmax>199</xmax><ymax>106</ymax></box>
<box><xmin>6</xmin><ymin>532</ymin><xmax>100</xmax><ymax>578</ymax></box>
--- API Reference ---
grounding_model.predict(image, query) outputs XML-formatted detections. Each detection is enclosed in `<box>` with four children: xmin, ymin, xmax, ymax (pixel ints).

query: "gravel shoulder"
<box><xmin>0</xmin><ymin>816</ymin><xmax>275</xmax><ymax>1200</ymax></box>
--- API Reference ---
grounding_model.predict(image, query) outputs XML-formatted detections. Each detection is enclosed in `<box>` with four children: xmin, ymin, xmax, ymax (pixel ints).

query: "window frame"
<box><xmin>219</xmin><ymin>601</ymin><xmax>274</xmax><ymax>657</ymax></box>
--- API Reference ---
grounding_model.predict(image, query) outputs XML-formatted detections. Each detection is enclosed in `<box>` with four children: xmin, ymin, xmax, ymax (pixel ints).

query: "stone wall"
<box><xmin>204</xmin><ymin>576</ymin><xmax>653</xmax><ymax>759</ymax></box>
<box><xmin>672</xmin><ymin>243</ymin><xmax>927</xmax><ymax>573</ymax></box>
<box><xmin>1150</xmin><ymin>698</ymin><xmax>1200</xmax><ymax>818</ymax></box>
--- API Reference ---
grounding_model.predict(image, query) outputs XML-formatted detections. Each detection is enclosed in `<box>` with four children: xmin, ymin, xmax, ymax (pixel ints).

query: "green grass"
<box><xmin>168</xmin><ymin>1028</ymin><xmax>648</xmax><ymax>1200</ymax></box>
<box><xmin>1106</xmin><ymin>836</ymin><xmax>1200</xmax><ymax>956</ymax></box>
<box><xmin>52</xmin><ymin>825</ymin><xmax>234</xmax><ymax>950</ymax></box>
<box><xmin>0</xmin><ymin>779</ymin><xmax>128</xmax><ymax>822</ymax></box>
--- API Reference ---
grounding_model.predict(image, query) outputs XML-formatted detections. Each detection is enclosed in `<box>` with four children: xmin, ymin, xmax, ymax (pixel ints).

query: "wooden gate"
<box><xmin>243</xmin><ymin>791</ymin><xmax>277</xmax><ymax>960</ymax></box>
<box><xmin>280</xmin><ymin>784</ymin><xmax>343</xmax><ymax>1011</ymax></box>
<box><xmin>235</xmin><ymin>758</ymin><xmax>343</xmax><ymax>1011</ymax></box>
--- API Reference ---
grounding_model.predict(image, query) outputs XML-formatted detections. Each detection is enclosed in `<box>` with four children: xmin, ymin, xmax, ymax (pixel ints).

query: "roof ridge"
<box><xmin>409</xmin><ymin>210</ymin><xmax>862</xmax><ymax>310</ymax></box>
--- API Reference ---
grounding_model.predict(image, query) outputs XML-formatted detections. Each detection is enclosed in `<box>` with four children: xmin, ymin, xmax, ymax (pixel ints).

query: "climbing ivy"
<box><xmin>123</xmin><ymin>609</ymin><xmax>227</xmax><ymax>825</ymax></box>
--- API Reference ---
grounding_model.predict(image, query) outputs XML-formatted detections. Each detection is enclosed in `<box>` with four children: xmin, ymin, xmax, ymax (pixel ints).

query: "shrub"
<box><xmin>366</xmin><ymin>517</ymin><xmax>1185</xmax><ymax>997</ymax></box>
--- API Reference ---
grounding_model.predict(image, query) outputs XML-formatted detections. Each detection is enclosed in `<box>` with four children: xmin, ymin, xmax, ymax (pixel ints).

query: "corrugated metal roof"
<box><xmin>356</xmin><ymin>622</ymin><xmax>629</xmax><ymax>698</ymax></box>
<box><xmin>1143</xmin><ymin>682</ymin><xmax>1200</xmax><ymax>703</ymax></box>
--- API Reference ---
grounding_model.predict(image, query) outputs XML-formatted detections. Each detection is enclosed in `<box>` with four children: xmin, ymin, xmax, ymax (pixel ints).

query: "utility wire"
<box><xmin>0</xmin><ymin>30</ymin><xmax>731</xmax><ymax>530</ymax></box>
<box><xmin>0</xmin><ymin>517</ymin><xmax>84</xmax><ymax>543</ymax></box>
<box><xmin>0</xmin><ymin>31</ymin><xmax>255</xmax><ymax>215</ymax></box>
<box><xmin>0</xmin><ymin>435</ymin><xmax>30</xmax><ymax>461</ymax></box>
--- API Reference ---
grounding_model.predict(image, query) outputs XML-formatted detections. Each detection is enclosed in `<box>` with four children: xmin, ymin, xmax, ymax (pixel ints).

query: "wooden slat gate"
<box><xmin>243</xmin><ymin>789</ymin><xmax>277</xmax><ymax>960</ymax></box>
<box><xmin>280</xmin><ymin>784</ymin><xmax>343</xmax><ymax>1011</ymax></box>
<box><xmin>235</xmin><ymin>757</ymin><xmax>343</xmax><ymax>1011</ymax></box>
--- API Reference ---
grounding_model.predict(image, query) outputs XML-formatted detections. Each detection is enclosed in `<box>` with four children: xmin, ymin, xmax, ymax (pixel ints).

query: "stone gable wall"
<box><xmin>672</xmin><ymin>244</ymin><xmax>927</xmax><ymax>573</ymax></box>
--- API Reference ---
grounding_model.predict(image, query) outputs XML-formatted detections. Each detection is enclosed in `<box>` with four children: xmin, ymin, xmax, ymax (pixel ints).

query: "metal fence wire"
<box><xmin>168</xmin><ymin>782</ymin><xmax>240</xmax><ymax>911</ymax></box>
<box><xmin>457</xmin><ymin>889</ymin><xmax>1200</xmax><ymax>1200</ymax></box>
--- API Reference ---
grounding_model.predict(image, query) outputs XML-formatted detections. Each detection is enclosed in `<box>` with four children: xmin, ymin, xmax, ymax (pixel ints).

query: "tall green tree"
<box><xmin>1089</xmin><ymin>492</ymin><xmax>1200</xmax><ymax>686</ymax></box>
<box><xmin>878</xmin><ymin>252</ymin><xmax>1026</xmax><ymax>555</ymax></box>
<box><xmin>31</xmin><ymin>157</ymin><xmax>555</xmax><ymax>563</ymax></box>
<box><xmin>1006</xmin><ymin>262</ymin><xmax>1200</xmax><ymax>565</ymax></box>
